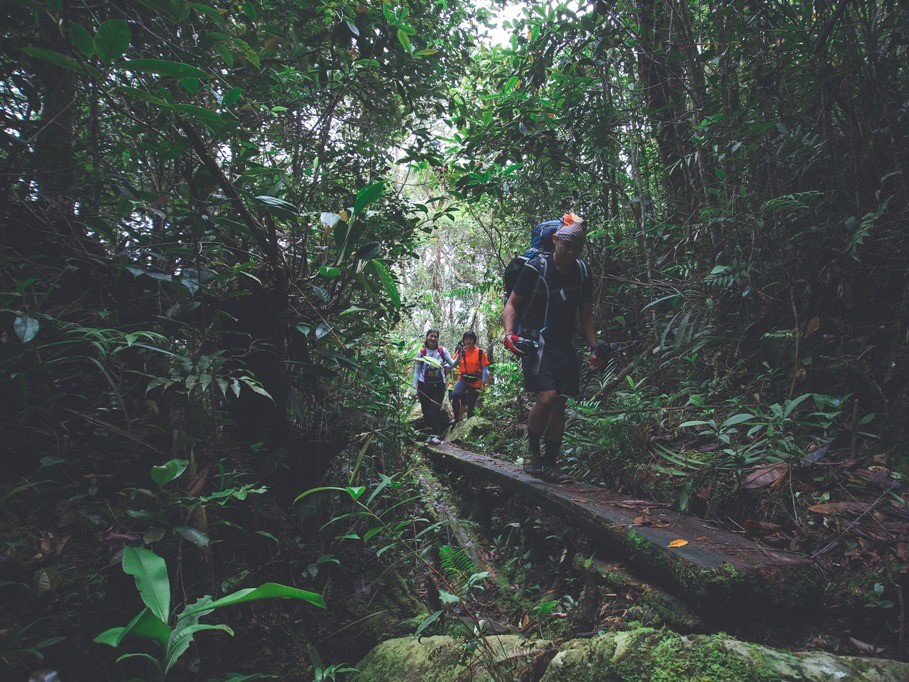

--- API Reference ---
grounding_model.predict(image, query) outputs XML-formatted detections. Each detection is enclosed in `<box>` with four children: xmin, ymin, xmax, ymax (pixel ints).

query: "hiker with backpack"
<box><xmin>449</xmin><ymin>330</ymin><xmax>490</xmax><ymax>424</ymax></box>
<box><xmin>502</xmin><ymin>214</ymin><xmax>610</xmax><ymax>482</ymax></box>
<box><xmin>412</xmin><ymin>329</ymin><xmax>455</xmax><ymax>440</ymax></box>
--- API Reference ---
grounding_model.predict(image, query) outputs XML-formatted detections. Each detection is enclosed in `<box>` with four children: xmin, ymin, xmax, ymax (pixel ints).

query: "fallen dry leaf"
<box><xmin>808</xmin><ymin>501</ymin><xmax>872</xmax><ymax>515</ymax></box>
<box><xmin>668</xmin><ymin>539</ymin><xmax>689</xmax><ymax>548</ymax></box>
<box><xmin>742</xmin><ymin>463</ymin><xmax>788</xmax><ymax>489</ymax></box>
<box><xmin>743</xmin><ymin>520</ymin><xmax>782</xmax><ymax>537</ymax></box>
<box><xmin>849</xmin><ymin>637</ymin><xmax>885</xmax><ymax>655</ymax></box>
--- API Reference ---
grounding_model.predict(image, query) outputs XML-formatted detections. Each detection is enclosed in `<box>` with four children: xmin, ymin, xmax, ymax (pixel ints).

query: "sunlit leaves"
<box><xmin>366</xmin><ymin>260</ymin><xmax>400</xmax><ymax>309</ymax></box>
<box><xmin>151</xmin><ymin>458</ymin><xmax>188</xmax><ymax>486</ymax></box>
<box><xmin>353</xmin><ymin>181</ymin><xmax>385</xmax><ymax>215</ymax></box>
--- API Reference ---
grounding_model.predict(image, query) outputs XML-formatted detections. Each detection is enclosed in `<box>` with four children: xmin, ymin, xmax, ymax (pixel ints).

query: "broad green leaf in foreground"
<box><xmin>122</xmin><ymin>546</ymin><xmax>171</xmax><ymax>623</ymax></box>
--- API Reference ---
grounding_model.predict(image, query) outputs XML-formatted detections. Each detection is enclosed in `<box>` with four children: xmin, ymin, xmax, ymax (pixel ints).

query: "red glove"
<box><xmin>504</xmin><ymin>334</ymin><xmax>524</xmax><ymax>357</ymax></box>
<box><xmin>589</xmin><ymin>341</ymin><xmax>609</xmax><ymax>372</ymax></box>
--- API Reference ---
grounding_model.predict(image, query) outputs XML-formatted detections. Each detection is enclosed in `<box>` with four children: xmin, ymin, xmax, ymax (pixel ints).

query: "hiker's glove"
<box><xmin>504</xmin><ymin>334</ymin><xmax>524</xmax><ymax>357</ymax></box>
<box><xmin>589</xmin><ymin>341</ymin><xmax>610</xmax><ymax>372</ymax></box>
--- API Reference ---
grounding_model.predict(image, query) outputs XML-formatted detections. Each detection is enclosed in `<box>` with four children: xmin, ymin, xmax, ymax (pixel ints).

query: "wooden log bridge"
<box><xmin>424</xmin><ymin>441</ymin><xmax>821</xmax><ymax>618</ymax></box>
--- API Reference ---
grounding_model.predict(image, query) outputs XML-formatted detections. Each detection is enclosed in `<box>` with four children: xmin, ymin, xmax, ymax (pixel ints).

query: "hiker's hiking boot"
<box><xmin>523</xmin><ymin>458</ymin><xmax>544</xmax><ymax>477</ymax></box>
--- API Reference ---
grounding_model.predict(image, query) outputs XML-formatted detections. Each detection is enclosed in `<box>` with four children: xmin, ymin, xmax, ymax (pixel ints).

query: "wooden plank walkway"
<box><xmin>424</xmin><ymin>441</ymin><xmax>820</xmax><ymax>617</ymax></box>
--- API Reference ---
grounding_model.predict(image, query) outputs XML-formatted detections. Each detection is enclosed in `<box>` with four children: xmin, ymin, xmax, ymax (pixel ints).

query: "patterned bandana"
<box><xmin>554</xmin><ymin>213</ymin><xmax>586</xmax><ymax>243</ymax></box>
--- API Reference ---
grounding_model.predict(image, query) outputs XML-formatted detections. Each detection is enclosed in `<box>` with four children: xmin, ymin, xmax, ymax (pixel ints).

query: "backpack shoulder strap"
<box><xmin>577</xmin><ymin>258</ymin><xmax>589</xmax><ymax>280</ymax></box>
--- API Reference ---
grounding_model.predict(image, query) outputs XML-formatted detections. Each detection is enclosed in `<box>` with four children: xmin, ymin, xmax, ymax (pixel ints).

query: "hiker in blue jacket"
<box><xmin>412</xmin><ymin>329</ymin><xmax>455</xmax><ymax>440</ymax></box>
<box><xmin>503</xmin><ymin>214</ymin><xmax>608</xmax><ymax>481</ymax></box>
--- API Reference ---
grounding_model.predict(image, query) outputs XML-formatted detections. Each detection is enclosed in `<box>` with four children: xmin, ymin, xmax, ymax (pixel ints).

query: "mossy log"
<box><xmin>572</xmin><ymin>554</ymin><xmax>706</xmax><ymax>632</ymax></box>
<box><xmin>352</xmin><ymin>629</ymin><xmax>909</xmax><ymax>681</ymax></box>
<box><xmin>350</xmin><ymin>634</ymin><xmax>548</xmax><ymax>681</ymax></box>
<box><xmin>413</xmin><ymin>459</ymin><xmax>499</xmax><ymax>583</ymax></box>
<box><xmin>425</xmin><ymin>442</ymin><xmax>820</xmax><ymax>619</ymax></box>
<box><xmin>542</xmin><ymin>628</ymin><xmax>909</xmax><ymax>681</ymax></box>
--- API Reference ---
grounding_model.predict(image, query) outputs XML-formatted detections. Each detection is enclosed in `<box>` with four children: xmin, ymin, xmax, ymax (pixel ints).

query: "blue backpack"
<box><xmin>503</xmin><ymin>219</ymin><xmax>562</xmax><ymax>301</ymax></box>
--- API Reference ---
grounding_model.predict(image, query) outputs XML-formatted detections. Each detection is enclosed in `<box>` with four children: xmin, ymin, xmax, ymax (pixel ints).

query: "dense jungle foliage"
<box><xmin>2</xmin><ymin>0</ymin><xmax>909</xmax><ymax>679</ymax></box>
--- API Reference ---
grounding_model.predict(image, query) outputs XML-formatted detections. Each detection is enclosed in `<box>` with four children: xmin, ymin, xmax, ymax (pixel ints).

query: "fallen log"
<box><xmin>425</xmin><ymin>441</ymin><xmax>820</xmax><ymax>618</ymax></box>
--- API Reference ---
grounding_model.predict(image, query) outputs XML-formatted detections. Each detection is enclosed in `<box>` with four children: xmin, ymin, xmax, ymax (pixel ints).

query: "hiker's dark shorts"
<box><xmin>521</xmin><ymin>336</ymin><xmax>580</xmax><ymax>397</ymax></box>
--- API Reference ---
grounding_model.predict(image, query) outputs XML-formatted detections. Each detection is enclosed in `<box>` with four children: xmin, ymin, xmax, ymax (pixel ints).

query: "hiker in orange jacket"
<box><xmin>449</xmin><ymin>331</ymin><xmax>489</xmax><ymax>424</ymax></box>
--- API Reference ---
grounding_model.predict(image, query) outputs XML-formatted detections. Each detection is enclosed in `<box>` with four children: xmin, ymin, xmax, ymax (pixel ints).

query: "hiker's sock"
<box><xmin>528</xmin><ymin>431</ymin><xmax>542</xmax><ymax>458</ymax></box>
<box><xmin>543</xmin><ymin>440</ymin><xmax>561</xmax><ymax>467</ymax></box>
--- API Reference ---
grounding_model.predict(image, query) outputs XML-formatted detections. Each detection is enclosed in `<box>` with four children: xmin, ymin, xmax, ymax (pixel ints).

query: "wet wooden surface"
<box><xmin>425</xmin><ymin>441</ymin><xmax>820</xmax><ymax>615</ymax></box>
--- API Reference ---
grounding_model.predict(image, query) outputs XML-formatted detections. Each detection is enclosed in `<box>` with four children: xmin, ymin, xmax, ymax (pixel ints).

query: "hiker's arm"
<box><xmin>579</xmin><ymin>301</ymin><xmax>597</xmax><ymax>349</ymax></box>
<box><xmin>412</xmin><ymin>358</ymin><xmax>421</xmax><ymax>388</ymax></box>
<box><xmin>443</xmin><ymin>349</ymin><xmax>455</xmax><ymax>369</ymax></box>
<box><xmin>503</xmin><ymin>291</ymin><xmax>525</xmax><ymax>337</ymax></box>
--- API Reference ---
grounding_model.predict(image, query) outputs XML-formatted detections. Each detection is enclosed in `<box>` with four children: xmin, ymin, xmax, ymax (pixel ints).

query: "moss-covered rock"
<box><xmin>350</xmin><ymin>634</ymin><xmax>548</xmax><ymax>681</ymax></box>
<box><xmin>541</xmin><ymin>627</ymin><xmax>909</xmax><ymax>681</ymax></box>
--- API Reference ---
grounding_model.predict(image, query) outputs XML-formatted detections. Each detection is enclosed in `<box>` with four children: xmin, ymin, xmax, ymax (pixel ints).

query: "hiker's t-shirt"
<box><xmin>413</xmin><ymin>346</ymin><xmax>453</xmax><ymax>386</ymax></box>
<box><xmin>457</xmin><ymin>347</ymin><xmax>489</xmax><ymax>389</ymax></box>
<box><xmin>512</xmin><ymin>253</ymin><xmax>592</xmax><ymax>339</ymax></box>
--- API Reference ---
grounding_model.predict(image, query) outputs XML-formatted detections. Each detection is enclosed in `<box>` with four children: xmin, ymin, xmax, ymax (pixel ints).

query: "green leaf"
<box><xmin>122</xmin><ymin>546</ymin><xmax>171</xmax><ymax>624</ymax></box>
<box><xmin>95</xmin><ymin>19</ymin><xmax>131</xmax><ymax>62</ymax></box>
<box><xmin>314</xmin><ymin>322</ymin><xmax>330</xmax><ymax>341</ymax></box>
<box><xmin>175</xmin><ymin>526</ymin><xmax>210</xmax><ymax>548</ymax></box>
<box><xmin>94</xmin><ymin>607</ymin><xmax>170</xmax><ymax>648</ymax></box>
<box><xmin>120</xmin><ymin>58</ymin><xmax>208</xmax><ymax>79</ymax></box>
<box><xmin>215</xmin><ymin>44</ymin><xmax>234</xmax><ymax>67</ymax></box>
<box><xmin>182</xmin><ymin>583</ymin><xmax>326</xmax><ymax>617</ymax></box>
<box><xmin>165</xmin><ymin>623</ymin><xmax>233</xmax><ymax>674</ymax></box>
<box><xmin>93</xmin><ymin>626</ymin><xmax>127</xmax><ymax>647</ymax></box>
<box><xmin>172</xmin><ymin>103</ymin><xmax>222</xmax><ymax>124</ymax></box>
<box><xmin>19</xmin><ymin>47</ymin><xmax>100</xmax><ymax>77</ymax></box>
<box><xmin>353</xmin><ymin>181</ymin><xmax>385</xmax><ymax>215</ymax></box>
<box><xmin>151</xmin><ymin>458</ymin><xmax>189</xmax><ymax>486</ymax></box>
<box><xmin>221</xmin><ymin>86</ymin><xmax>243</xmax><ymax>107</ymax></box>
<box><xmin>396</xmin><ymin>28</ymin><xmax>411</xmax><ymax>52</ymax></box>
<box><xmin>254</xmin><ymin>195</ymin><xmax>298</xmax><ymax>217</ymax></box>
<box><xmin>366</xmin><ymin>260</ymin><xmax>400</xmax><ymax>308</ymax></box>
<box><xmin>318</xmin><ymin>266</ymin><xmax>340</xmax><ymax>279</ymax></box>
<box><xmin>181</xmin><ymin>77</ymin><xmax>200</xmax><ymax>94</ymax></box>
<box><xmin>722</xmin><ymin>413</ymin><xmax>756</xmax><ymax>428</ymax></box>
<box><xmin>438</xmin><ymin>590</ymin><xmax>460</xmax><ymax>604</ymax></box>
<box><xmin>414</xmin><ymin>610</ymin><xmax>443</xmax><ymax>638</ymax></box>
<box><xmin>355</xmin><ymin>242</ymin><xmax>382</xmax><ymax>260</ymax></box>
<box><xmin>783</xmin><ymin>393</ymin><xmax>813</xmax><ymax>419</ymax></box>
<box><xmin>345</xmin><ymin>486</ymin><xmax>366</xmax><ymax>500</ymax></box>
<box><xmin>191</xmin><ymin>2</ymin><xmax>226</xmax><ymax>25</ymax></box>
<box><xmin>67</xmin><ymin>22</ymin><xmax>95</xmax><ymax>58</ymax></box>
<box><xmin>13</xmin><ymin>314</ymin><xmax>39</xmax><ymax>343</ymax></box>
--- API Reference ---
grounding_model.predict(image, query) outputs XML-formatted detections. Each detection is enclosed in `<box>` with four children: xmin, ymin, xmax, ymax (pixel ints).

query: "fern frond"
<box><xmin>439</xmin><ymin>545</ymin><xmax>476</xmax><ymax>580</ymax></box>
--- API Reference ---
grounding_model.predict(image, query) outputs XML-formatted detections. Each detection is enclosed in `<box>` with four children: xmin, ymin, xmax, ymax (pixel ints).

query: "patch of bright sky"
<box><xmin>482</xmin><ymin>3</ymin><xmax>525</xmax><ymax>47</ymax></box>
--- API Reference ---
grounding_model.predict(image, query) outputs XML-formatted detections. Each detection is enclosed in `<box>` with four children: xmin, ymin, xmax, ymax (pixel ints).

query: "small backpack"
<box><xmin>419</xmin><ymin>346</ymin><xmax>447</xmax><ymax>384</ymax></box>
